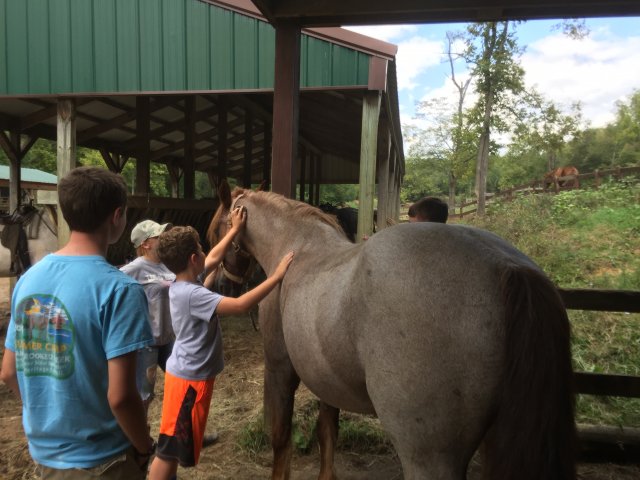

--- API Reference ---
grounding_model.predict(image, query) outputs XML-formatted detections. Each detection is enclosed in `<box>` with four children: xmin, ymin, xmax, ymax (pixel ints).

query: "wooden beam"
<box><xmin>356</xmin><ymin>91</ymin><xmax>381</xmax><ymax>242</ymax></box>
<box><xmin>263</xmin><ymin>122</ymin><xmax>272</xmax><ymax>190</ymax></box>
<box><xmin>56</xmin><ymin>99</ymin><xmax>76</xmax><ymax>248</ymax></box>
<box><xmin>575</xmin><ymin>372</ymin><xmax>640</xmax><ymax>398</ymax></box>
<box><xmin>377</xmin><ymin>128</ymin><xmax>390</xmax><ymax>230</ymax></box>
<box><xmin>271</xmin><ymin>21</ymin><xmax>301</xmax><ymax>197</ymax></box>
<box><xmin>183</xmin><ymin>96</ymin><xmax>196</xmax><ymax>199</ymax></box>
<box><xmin>135</xmin><ymin>97</ymin><xmax>151</xmax><ymax>195</ymax></box>
<box><xmin>559</xmin><ymin>288</ymin><xmax>640</xmax><ymax>313</ymax></box>
<box><xmin>243</xmin><ymin>111</ymin><xmax>254</xmax><ymax>187</ymax></box>
<box><xmin>314</xmin><ymin>153</ymin><xmax>321</xmax><ymax>205</ymax></box>
<box><xmin>218</xmin><ymin>97</ymin><xmax>228</xmax><ymax>180</ymax></box>
<box><xmin>0</xmin><ymin>130</ymin><xmax>19</xmax><ymax>162</ymax></box>
<box><xmin>8</xmin><ymin>132</ymin><xmax>21</xmax><ymax>214</ymax></box>
<box><xmin>299</xmin><ymin>145</ymin><xmax>306</xmax><ymax>201</ymax></box>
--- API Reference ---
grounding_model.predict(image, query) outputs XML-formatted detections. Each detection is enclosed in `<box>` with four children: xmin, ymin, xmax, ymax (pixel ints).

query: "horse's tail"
<box><xmin>483</xmin><ymin>264</ymin><xmax>576</xmax><ymax>480</ymax></box>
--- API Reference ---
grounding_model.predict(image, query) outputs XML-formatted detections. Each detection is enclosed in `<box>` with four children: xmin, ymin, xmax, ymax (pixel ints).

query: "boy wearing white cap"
<box><xmin>121</xmin><ymin>220</ymin><xmax>175</xmax><ymax>419</ymax></box>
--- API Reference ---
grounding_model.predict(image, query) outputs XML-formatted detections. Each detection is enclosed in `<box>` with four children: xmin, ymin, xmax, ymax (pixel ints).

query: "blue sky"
<box><xmin>345</xmin><ymin>17</ymin><xmax>640</xmax><ymax>133</ymax></box>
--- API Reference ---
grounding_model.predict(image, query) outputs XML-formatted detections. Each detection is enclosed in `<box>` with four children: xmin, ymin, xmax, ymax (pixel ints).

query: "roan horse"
<box><xmin>0</xmin><ymin>204</ymin><xmax>57</xmax><ymax>278</ymax></box>
<box><xmin>213</xmin><ymin>188</ymin><xmax>576</xmax><ymax>480</ymax></box>
<box><xmin>544</xmin><ymin>166</ymin><xmax>580</xmax><ymax>190</ymax></box>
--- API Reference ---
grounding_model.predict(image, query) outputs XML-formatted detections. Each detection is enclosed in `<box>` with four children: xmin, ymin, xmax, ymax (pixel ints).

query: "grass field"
<box><xmin>462</xmin><ymin>178</ymin><xmax>640</xmax><ymax>427</ymax></box>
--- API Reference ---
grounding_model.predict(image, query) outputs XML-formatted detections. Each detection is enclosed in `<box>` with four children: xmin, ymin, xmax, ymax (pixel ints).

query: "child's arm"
<box><xmin>107</xmin><ymin>352</ymin><xmax>155</xmax><ymax>459</ymax></box>
<box><xmin>204</xmin><ymin>206</ymin><xmax>246</xmax><ymax>272</ymax></box>
<box><xmin>0</xmin><ymin>349</ymin><xmax>21</xmax><ymax>401</ymax></box>
<box><xmin>216</xmin><ymin>251</ymin><xmax>294</xmax><ymax>315</ymax></box>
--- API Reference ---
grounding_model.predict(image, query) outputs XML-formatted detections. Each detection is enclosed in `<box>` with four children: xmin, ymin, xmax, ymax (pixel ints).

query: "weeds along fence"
<box><xmin>560</xmin><ymin>288</ymin><xmax>640</xmax><ymax>398</ymax></box>
<box><xmin>451</xmin><ymin>165</ymin><xmax>640</xmax><ymax>219</ymax></box>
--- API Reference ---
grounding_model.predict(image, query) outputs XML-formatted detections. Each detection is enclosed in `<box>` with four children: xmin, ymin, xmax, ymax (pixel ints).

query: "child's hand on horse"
<box><xmin>230</xmin><ymin>206</ymin><xmax>247</xmax><ymax>232</ymax></box>
<box><xmin>273</xmin><ymin>251</ymin><xmax>294</xmax><ymax>281</ymax></box>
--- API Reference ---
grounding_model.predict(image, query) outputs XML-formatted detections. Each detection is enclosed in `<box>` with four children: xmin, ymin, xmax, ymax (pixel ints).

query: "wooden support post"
<box><xmin>243</xmin><ymin>111</ymin><xmax>253</xmax><ymax>188</ymax></box>
<box><xmin>167</xmin><ymin>160</ymin><xmax>182</xmax><ymax>198</ymax></box>
<box><xmin>183</xmin><ymin>96</ymin><xmax>196</xmax><ymax>199</ymax></box>
<box><xmin>56</xmin><ymin>98</ymin><xmax>76</xmax><ymax>248</ymax></box>
<box><xmin>308</xmin><ymin>153</ymin><xmax>316</xmax><ymax>205</ymax></box>
<box><xmin>314</xmin><ymin>154</ymin><xmax>322</xmax><ymax>205</ymax></box>
<box><xmin>357</xmin><ymin>91</ymin><xmax>381</xmax><ymax>242</ymax></box>
<box><xmin>299</xmin><ymin>146</ymin><xmax>306</xmax><ymax>202</ymax></box>
<box><xmin>377</xmin><ymin>129</ymin><xmax>390</xmax><ymax>230</ymax></box>
<box><xmin>271</xmin><ymin>21</ymin><xmax>301</xmax><ymax>198</ymax></box>
<box><xmin>262</xmin><ymin>122</ymin><xmax>272</xmax><ymax>191</ymax></box>
<box><xmin>0</xmin><ymin>132</ymin><xmax>37</xmax><ymax>213</ymax></box>
<box><xmin>595</xmin><ymin>169</ymin><xmax>600</xmax><ymax>188</ymax></box>
<box><xmin>217</xmin><ymin>97</ymin><xmax>228</xmax><ymax>181</ymax></box>
<box><xmin>387</xmin><ymin>149</ymin><xmax>397</xmax><ymax>223</ymax></box>
<box><xmin>135</xmin><ymin>96</ymin><xmax>151</xmax><ymax>195</ymax></box>
<box><xmin>8</xmin><ymin>133</ymin><xmax>21</xmax><ymax>214</ymax></box>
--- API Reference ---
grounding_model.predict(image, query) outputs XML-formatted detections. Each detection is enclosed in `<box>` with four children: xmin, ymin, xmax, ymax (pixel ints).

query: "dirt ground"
<box><xmin>1</xmin><ymin>277</ymin><xmax>639</xmax><ymax>479</ymax></box>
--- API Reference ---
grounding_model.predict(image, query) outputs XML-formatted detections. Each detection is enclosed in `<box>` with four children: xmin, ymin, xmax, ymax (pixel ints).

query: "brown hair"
<box><xmin>408</xmin><ymin>197</ymin><xmax>448</xmax><ymax>223</ymax></box>
<box><xmin>57</xmin><ymin>166</ymin><xmax>128</xmax><ymax>233</ymax></box>
<box><xmin>157</xmin><ymin>226</ymin><xmax>200</xmax><ymax>274</ymax></box>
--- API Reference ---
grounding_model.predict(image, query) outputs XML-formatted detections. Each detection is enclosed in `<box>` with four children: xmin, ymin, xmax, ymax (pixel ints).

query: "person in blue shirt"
<box><xmin>1</xmin><ymin>166</ymin><xmax>155</xmax><ymax>479</ymax></box>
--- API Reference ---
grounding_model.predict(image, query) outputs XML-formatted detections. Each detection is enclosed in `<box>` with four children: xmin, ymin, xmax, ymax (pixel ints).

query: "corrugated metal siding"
<box><xmin>0</xmin><ymin>0</ymin><xmax>370</xmax><ymax>96</ymax></box>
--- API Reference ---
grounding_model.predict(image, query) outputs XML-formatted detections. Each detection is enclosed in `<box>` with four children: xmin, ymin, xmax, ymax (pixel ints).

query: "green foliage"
<box><xmin>237</xmin><ymin>414</ymin><xmax>270</xmax><ymax>459</ymax></box>
<box><xmin>318</xmin><ymin>184</ymin><xmax>359</xmax><ymax>206</ymax></box>
<box><xmin>462</xmin><ymin>181</ymin><xmax>640</xmax><ymax>426</ymax></box>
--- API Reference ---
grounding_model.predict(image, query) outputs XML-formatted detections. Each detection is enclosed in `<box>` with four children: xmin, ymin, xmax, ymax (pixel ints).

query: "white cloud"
<box><xmin>345</xmin><ymin>26</ymin><xmax>444</xmax><ymax>92</ymax></box>
<box><xmin>522</xmin><ymin>30</ymin><xmax>640</xmax><ymax>127</ymax></box>
<box><xmin>395</xmin><ymin>36</ymin><xmax>444</xmax><ymax>91</ymax></box>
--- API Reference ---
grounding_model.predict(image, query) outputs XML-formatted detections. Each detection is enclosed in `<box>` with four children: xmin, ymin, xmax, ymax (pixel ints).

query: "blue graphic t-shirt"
<box><xmin>4</xmin><ymin>254</ymin><xmax>153</xmax><ymax>469</ymax></box>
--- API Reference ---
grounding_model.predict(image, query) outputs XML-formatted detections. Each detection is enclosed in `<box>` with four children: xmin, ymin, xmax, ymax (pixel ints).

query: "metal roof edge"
<box><xmin>206</xmin><ymin>0</ymin><xmax>398</xmax><ymax>60</ymax></box>
<box><xmin>0</xmin><ymin>165</ymin><xmax>58</xmax><ymax>184</ymax></box>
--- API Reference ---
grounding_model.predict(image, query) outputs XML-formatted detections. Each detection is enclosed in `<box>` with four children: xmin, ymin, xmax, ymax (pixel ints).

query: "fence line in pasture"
<box><xmin>559</xmin><ymin>288</ymin><xmax>640</xmax><ymax>398</ymax></box>
<box><xmin>451</xmin><ymin>165</ymin><xmax>640</xmax><ymax>219</ymax></box>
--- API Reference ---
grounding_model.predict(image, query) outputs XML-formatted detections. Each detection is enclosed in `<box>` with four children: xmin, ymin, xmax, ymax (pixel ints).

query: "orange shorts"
<box><xmin>156</xmin><ymin>371</ymin><xmax>215</xmax><ymax>467</ymax></box>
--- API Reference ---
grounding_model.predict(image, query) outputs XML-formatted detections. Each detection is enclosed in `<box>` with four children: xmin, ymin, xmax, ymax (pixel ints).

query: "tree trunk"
<box><xmin>448</xmin><ymin>172</ymin><xmax>457</xmax><ymax>210</ymax></box>
<box><xmin>475</xmin><ymin>91</ymin><xmax>493</xmax><ymax>216</ymax></box>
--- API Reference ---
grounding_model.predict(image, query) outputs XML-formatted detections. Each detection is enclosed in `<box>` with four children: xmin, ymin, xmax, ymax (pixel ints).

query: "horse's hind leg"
<box><xmin>265</xmin><ymin>360</ymin><xmax>300</xmax><ymax>480</ymax></box>
<box><xmin>317</xmin><ymin>401</ymin><xmax>339</xmax><ymax>480</ymax></box>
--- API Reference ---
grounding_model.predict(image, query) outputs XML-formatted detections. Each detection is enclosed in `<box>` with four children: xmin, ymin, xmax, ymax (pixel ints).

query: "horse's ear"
<box><xmin>217</xmin><ymin>179</ymin><xmax>232</xmax><ymax>209</ymax></box>
<box><xmin>256</xmin><ymin>180</ymin><xmax>267</xmax><ymax>192</ymax></box>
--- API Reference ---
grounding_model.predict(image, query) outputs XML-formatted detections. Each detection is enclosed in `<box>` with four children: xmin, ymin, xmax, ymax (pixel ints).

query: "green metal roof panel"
<box><xmin>0</xmin><ymin>0</ymin><xmax>370</xmax><ymax>96</ymax></box>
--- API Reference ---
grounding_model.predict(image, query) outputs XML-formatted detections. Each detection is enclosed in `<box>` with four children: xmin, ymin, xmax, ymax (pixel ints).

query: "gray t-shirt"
<box><xmin>166</xmin><ymin>281</ymin><xmax>224</xmax><ymax>381</ymax></box>
<box><xmin>120</xmin><ymin>257</ymin><xmax>176</xmax><ymax>345</ymax></box>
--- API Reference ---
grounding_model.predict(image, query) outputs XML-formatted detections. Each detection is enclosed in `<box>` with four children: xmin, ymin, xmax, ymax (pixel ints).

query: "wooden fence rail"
<box><xmin>452</xmin><ymin>165</ymin><xmax>640</xmax><ymax>218</ymax></box>
<box><xmin>558</xmin><ymin>288</ymin><xmax>640</xmax><ymax>398</ymax></box>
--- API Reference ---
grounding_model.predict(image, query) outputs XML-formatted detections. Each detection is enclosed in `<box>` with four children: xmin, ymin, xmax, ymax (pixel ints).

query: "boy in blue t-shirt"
<box><xmin>1</xmin><ymin>167</ymin><xmax>156</xmax><ymax>478</ymax></box>
<box><xmin>148</xmin><ymin>216</ymin><xmax>293</xmax><ymax>480</ymax></box>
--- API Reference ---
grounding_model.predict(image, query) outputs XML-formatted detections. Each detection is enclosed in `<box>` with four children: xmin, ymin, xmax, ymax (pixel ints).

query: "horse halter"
<box><xmin>221</xmin><ymin>193</ymin><xmax>254</xmax><ymax>284</ymax></box>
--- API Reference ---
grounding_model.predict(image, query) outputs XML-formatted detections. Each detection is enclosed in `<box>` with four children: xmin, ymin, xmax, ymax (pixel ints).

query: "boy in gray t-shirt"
<box><xmin>148</xmin><ymin>209</ymin><xmax>293</xmax><ymax>480</ymax></box>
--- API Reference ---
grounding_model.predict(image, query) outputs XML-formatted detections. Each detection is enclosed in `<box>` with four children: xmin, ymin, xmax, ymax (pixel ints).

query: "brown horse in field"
<box><xmin>211</xmin><ymin>187</ymin><xmax>577</xmax><ymax>480</ymax></box>
<box><xmin>544</xmin><ymin>166</ymin><xmax>580</xmax><ymax>189</ymax></box>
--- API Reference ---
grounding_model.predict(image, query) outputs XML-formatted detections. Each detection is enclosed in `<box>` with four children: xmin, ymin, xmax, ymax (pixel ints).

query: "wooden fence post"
<box><xmin>594</xmin><ymin>169</ymin><xmax>600</xmax><ymax>188</ymax></box>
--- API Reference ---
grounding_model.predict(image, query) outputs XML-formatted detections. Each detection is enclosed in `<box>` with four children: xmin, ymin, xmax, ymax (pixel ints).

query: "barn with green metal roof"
<box><xmin>0</xmin><ymin>0</ymin><xmax>404</xmax><ymax>249</ymax></box>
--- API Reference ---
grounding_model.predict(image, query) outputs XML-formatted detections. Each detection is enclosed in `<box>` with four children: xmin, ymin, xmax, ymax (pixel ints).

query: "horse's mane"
<box><xmin>232</xmin><ymin>187</ymin><xmax>344</xmax><ymax>235</ymax></box>
<box><xmin>206</xmin><ymin>180</ymin><xmax>232</xmax><ymax>246</ymax></box>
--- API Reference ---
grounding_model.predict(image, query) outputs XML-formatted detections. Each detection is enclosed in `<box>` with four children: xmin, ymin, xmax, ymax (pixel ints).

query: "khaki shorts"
<box><xmin>36</xmin><ymin>446</ymin><xmax>146</xmax><ymax>479</ymax></box>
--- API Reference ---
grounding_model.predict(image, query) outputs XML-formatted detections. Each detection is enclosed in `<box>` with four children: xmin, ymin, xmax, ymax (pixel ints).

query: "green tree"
<box><xmin>464</xmin><ymin>21</ymin><xmax>525</xmax><ymax>215</ymax></box>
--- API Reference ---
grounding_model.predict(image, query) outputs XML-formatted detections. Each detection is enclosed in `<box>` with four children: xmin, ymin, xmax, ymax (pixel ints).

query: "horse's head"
<box><xmin>206</xmin><ymin>182</ymin><xmax>255</xmax><ymax>297</ymax></box>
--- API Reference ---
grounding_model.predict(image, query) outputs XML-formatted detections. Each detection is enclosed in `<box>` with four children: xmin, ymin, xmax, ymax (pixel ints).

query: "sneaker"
<box><xmin>202</xmin><ymin>431</ymin><xmax>219</xmax><ymax>448</ymax></box>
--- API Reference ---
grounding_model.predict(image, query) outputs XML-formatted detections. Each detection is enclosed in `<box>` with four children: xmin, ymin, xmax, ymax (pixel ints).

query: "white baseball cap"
<box><xmin>131</xmin><ymin>220</ymin><xmax>172</xmax><ymax>248</ymax></box>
